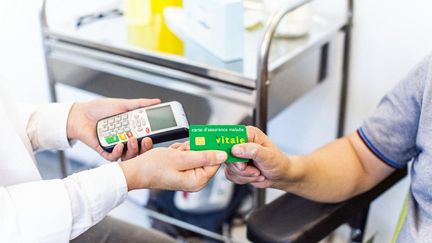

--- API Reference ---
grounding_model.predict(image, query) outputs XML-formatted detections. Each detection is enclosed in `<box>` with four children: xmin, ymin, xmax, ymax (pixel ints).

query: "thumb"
<box><xmin>232</xmin><ymin>143</ymin><xmax>271</xmax><ymax>163</ymax></box>
<box><xmin>120</xmin><ymin>98</ymin><xmax>161</xmax><ymax>110</ymax></box>
<box><xmin>246</xmin><ymin>126</ymin><xmax>272</xmax><ymax>146</ymax></box>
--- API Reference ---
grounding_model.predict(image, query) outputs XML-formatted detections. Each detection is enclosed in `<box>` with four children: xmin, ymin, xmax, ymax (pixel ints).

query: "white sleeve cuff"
<box><xmin>27</xmin><ymin>103</ymin><xmax>74</xmax><ymax>151</ymax></box>
<box><xmin>64</xmin><ymin>162</ymin><xmax>128</xmax><ymax>239</ymax></box>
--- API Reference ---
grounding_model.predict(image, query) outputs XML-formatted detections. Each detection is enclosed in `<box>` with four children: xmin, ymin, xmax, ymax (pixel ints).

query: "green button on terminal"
<box><xmin>106</xmin><ymin>136</ymin><xmax>120</xmax><ymax>144</ymax></box>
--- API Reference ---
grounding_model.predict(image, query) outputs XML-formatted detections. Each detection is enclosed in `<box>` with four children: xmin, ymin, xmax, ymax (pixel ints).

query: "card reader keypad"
<box><xmin>99</xmin><ymin>110</ymin><xmax>152</xmax><ymax>145</ymax></box>
<box><xmin>133</xmin><ymin>110</ymin><xmax>149</xmax><ymax>134</ymax></box>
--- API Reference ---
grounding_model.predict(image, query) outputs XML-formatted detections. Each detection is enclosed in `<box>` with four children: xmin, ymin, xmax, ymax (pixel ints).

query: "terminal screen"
<box><xmin>147</xmin><ymin>105</ymin><xmax>177</xmax><ymax>131</ymax></box>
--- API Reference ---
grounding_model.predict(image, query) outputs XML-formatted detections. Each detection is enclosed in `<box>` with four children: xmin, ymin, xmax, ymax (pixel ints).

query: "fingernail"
<box><xmin>216</xmin><ymin>152</ymin><xmax>228</xmax><ymax>161</ymax></box>
<box><xmin>145</xmin><ymin>141</ymin><xmax>151</xmax><ymax>149</ymax></box>
<box><xmin>253</xmin><ymin>172</ymin><xmax>260</xmax><ymax>177</ymax></box>
<box><xmin>259</xmin><ymin>176</ymin><xmax>265</xmax><ymax>182</ymax></box>
<box><xmin>234</xmin><ymin>163</ymin><xmax>245</xmax><ymax>171</ymax></box>
<box><xmin>232</xmin><ymin>146</ymin><xmax>244</xmax><ymax>156</ymax></box>
<box><xmin>130</xmin><ymin>140</ymin><xmax>136</xmax><ymax>149</ymax></box>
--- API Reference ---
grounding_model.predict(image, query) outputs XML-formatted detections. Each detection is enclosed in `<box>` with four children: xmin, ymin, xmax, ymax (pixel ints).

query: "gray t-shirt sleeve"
<box><xmin>358</xmin><ymin>55</ymin><xmax>432</xmax><ymax>169</ymax></box>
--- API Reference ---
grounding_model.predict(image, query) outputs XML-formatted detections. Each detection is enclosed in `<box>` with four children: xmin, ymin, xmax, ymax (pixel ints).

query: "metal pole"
<box><xmin>337</xmin><ymin>0</ymin><xmax>354</xmax><ymax>138</ymax></box>
<box><xmin>255</xmin><ymin>0</ymin><xmax>312</xmax><ymax>208</ymax></box>
<box><xmin>39</xmin><ymin>0</ymin><xmax>68</xmax><ymax>177</ymax></box>
<box><xmin>339</xmin><ymin>2</ymin><xmax>372</xmax><ymax>241</ymax></box>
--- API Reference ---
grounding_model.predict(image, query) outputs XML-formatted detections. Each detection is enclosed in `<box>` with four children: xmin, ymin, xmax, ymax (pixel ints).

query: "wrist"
<box><xmin>66</xmin><ymin>102</ymin><xmax>83</xmax><ymax>140</ymax></box>
<box><xmin>279</xmin><ymin>155</ymin><xmax>306</xmax><ymax>192</ymax></box>
<box><xmin>119</xmin><ymin>160</ymin><xmax>137</xmax><ymax>191</ymax></box>
<box><xmin>120</xmin><ymin>158</ymin><xmax>151</xmax><ymax>191</ymax></box>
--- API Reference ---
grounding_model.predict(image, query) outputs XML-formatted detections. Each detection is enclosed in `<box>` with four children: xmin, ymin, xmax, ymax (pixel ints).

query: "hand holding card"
<box><xmin>190</xmin><ymin>125</ymin><xmax>249</xmax><ymax>163</ymax></box>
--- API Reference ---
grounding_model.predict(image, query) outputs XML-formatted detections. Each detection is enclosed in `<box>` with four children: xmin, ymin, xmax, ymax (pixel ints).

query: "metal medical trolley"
<box><xmin>40</xmin><ymin>0</ymin><xmax>353</xmax><ymax>241</ymax></box>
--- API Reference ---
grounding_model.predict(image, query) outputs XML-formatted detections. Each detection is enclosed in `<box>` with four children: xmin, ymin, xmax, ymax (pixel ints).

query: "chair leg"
<box><xmin>349</xmin><ymin>206</ymin><xmax>370</xmax><ymax>243</ymax></box>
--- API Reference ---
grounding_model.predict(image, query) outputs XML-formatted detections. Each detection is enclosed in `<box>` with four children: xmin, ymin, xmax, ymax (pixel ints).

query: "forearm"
<box><xmin>64</xmin><ymin>162</ymin><xmax>128</xmax><ymax>239</ymax></box>
<box><xmin>285</xmin><ymin>134</ymin><xmax>382</xmax><ymax>203</ymax></box>
<box><xmin>227</xmin><ymin>128</ymin><xmax>395</xmax><ymax>203</ymax></box>
<box><xmin>0</xmin><ymin>180</ymin><xmax>73</xmax><ymax>242</ymax></box>
<box><xmin>0</xmin><ymin>163</ymin><xmax>127</xmax><ymax>241</ymax></box>
<box><xmin>26</xmin><ymin>102</ymin><xmax>74</xmax><ymax>151</ymax></box>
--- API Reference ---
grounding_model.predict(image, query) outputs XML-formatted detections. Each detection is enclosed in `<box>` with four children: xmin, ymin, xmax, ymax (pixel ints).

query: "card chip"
<box><xmin>195</xmin><ymin>137</ymin><xmax>206</xmax><ymax>146</ymax></box>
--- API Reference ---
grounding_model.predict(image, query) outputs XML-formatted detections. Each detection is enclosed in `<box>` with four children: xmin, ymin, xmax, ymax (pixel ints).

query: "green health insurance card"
<box><xmin>189</xmin><ymin>125</ymin><xmax>249</xmax><ymax>163</ymax></box>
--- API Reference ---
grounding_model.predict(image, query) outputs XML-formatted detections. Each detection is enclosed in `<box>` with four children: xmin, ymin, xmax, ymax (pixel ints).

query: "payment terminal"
<box><xmin>97</xmin><ymin>101</ymin><xmax>189</xmax><ymax>152</ymax></box>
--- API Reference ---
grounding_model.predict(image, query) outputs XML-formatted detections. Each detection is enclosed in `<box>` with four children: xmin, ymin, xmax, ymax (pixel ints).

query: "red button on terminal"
<box><xmin>146</xmin><ymin>128</ymin><xmax>150</xmax><ymax>134</ymax></box>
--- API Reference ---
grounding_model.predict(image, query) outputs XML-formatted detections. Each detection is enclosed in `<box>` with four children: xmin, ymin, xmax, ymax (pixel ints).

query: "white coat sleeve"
<box><xmin>5</xmin><ymin>102</ymin><xmax>129</xmax><ymax>241</ymax></box>
<box><xmin>0</xmin><ymin>162</ymin><xmax>128</xmax><ymax>243</ymax></box>
<box><xmin>18</xmin><ymin>102</ymin><xmax>74</xmax><ymax>151</ymax></box>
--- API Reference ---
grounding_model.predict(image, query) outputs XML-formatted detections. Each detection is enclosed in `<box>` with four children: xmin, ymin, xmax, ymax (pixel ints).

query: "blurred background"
<box><xmin>1</xmin><ymin>0</ymin><xmax>432</xmax><ymax>242</ymax></box>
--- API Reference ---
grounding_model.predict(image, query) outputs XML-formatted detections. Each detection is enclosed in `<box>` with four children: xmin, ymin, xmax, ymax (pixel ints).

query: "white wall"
<box><xmin>347</xmin><ymin>0</ymin><xmax>432</xmax><ymax>132</ymax></box>
<box><xmin>0</xmin><ymin>0</ymin><xmax>120</xmax><ymax>103</ymax></box>
<box><xmin>0</xmin><ymin>0</ymin><xmax>49</xmax><ymax>104</ymax></box>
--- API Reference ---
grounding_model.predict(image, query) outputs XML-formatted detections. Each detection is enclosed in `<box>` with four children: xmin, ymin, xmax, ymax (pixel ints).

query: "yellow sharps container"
<box><xmin>125</xmin><ymin>0</ymin><xmax>184</xmax><ymax>55</ymax></box>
